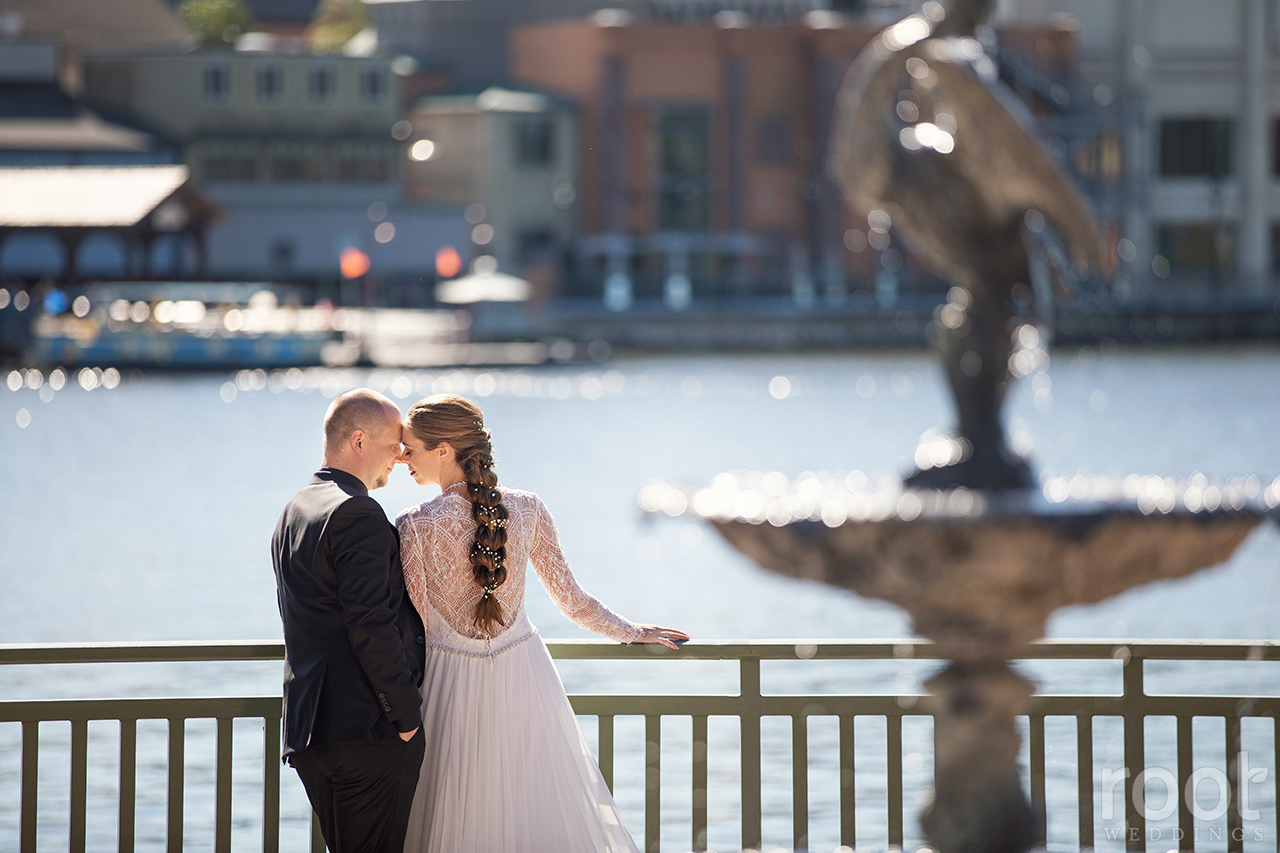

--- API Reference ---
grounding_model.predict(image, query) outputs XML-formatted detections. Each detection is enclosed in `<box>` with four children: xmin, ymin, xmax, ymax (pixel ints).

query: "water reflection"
<box><xmin>2</xmin><ymin>351</ymin><xmax>1278</xmax><ymax>850</ymax></box>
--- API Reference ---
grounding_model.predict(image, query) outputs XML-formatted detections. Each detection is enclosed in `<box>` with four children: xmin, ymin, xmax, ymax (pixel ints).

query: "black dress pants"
<box><xmin>289</xmin><ymin>729</ymin><xmax>425</xmax><ymax>853</ymax></box>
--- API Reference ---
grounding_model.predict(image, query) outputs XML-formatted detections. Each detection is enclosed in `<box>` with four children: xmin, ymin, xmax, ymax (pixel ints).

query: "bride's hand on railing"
<box><xmin>634</xmin><ymin>625</ymin><xmax>690</xmax><ymax>649</ymax></box>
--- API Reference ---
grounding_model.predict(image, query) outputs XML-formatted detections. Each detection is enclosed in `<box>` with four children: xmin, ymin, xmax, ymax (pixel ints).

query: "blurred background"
<box><xmin>1</xmin><ymin>0</ymin><xmax>1278</xmax><ymax>365</ymax></box>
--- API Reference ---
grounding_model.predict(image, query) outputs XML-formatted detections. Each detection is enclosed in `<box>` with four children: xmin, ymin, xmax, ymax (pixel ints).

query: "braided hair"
<box><xmin>405</xmin><ymin>393</ymin><xmax>510</xmax><ymax>633</ymax></box>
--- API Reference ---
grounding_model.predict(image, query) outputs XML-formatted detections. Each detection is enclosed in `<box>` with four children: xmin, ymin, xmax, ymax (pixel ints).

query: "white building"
<box><xmin>82</xmin><ymin>47</ymin><xmax>468</xmax><ymax>299</ymax></box>
<box><xmin>403</xmin><ymin>87</ymin><xmax>578</xmax><ymax>284</ymax></box>
<box><xmin>994</xmin><ymin>0</ymin><xmax>1280</xmax><ymax>295</ymax></box>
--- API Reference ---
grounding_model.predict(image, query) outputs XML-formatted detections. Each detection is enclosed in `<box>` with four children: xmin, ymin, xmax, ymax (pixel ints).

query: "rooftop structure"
<box><xmin>0</xmin><ymin>164</ymin><xmax>219</xmax><ymax>281</ymax></box>
<box><xmin>0</xmin><ymin>0</ymin><xmax>190</xmax><ymax>51</ymax></box>
<box><xmin>0</xmin><ymin>164</ymin><xmax>196</xmax><ymax>227</ymax></box>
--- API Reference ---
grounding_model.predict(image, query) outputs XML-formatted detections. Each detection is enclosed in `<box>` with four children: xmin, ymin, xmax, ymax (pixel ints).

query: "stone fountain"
<box><xmin>649</xmin><ymin>2</ymin><xmax>1279</xmax><ymax>851</ymax></box>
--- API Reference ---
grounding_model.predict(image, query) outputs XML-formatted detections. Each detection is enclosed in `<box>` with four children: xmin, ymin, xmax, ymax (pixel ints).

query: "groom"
<box><xmin>272</xmin><ymin>388</ymin><xmax>426</xmax><ymax>853</ymax></box>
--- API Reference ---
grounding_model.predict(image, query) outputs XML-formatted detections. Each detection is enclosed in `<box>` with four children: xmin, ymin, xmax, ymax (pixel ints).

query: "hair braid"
<box><xmin>461</xmin><ymin>432</ymin><xmax>509</xmax><ymax>632</ymax></box>
<box><xmin>405</xmin><ymin>394</ymin><xmax>510</xmax><ymax>633</ymax></box>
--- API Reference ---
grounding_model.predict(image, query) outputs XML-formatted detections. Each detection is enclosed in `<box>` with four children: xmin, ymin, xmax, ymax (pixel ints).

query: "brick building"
<box><xmin>512</xmin><ymin>12</ymin><xmax>1081</xmax><ymax>307</ymax></box>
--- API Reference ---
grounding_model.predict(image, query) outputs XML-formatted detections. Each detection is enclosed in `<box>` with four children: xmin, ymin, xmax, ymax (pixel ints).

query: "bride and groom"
<box><xmin>271</xmin><ymin>388</ymin><xmax>688</xmax><ymax>852</ymax></box>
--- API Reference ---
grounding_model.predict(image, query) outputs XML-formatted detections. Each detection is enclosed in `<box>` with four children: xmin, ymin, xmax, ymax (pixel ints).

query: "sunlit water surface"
<box><xmin>2</xmin><ymin>347</ymin><xmax>1278</xmax><ymax>853</ymax></box>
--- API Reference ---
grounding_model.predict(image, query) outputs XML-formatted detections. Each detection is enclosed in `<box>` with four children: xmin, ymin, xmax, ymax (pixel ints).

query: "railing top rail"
<box><xmin>0</xmin><ymin>640</ymin><xmax>289</xmax><ymax>665</ymax></box>
<box><xmin>0</xmin><ymin>638</ymin><xmax>1276</xmax><ymax>666</ymax></box>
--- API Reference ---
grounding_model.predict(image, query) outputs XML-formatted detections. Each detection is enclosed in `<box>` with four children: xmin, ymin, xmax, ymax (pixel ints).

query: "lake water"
<box><xmin>1</xmin><ymin>347</ymin><xmax>1278</xmax><ymax>852</ymax></box>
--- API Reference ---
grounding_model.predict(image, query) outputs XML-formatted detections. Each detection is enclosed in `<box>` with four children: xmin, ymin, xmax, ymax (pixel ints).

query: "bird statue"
<box><xmin>830</xmin><ymin>0</ymin><xmax>1109</xmax><ymax>491</ymax></box>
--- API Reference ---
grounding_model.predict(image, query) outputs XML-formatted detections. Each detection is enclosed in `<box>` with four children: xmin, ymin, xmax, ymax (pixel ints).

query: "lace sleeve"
<box><xmin>395</xmin><ymin>510</ymin><xmax>430</xmax><ymax>629</ymax></box>
<box><xmin>528</xmin><ymin>495</ymin><xmax>642</xmax><ymax>643</ymax></box>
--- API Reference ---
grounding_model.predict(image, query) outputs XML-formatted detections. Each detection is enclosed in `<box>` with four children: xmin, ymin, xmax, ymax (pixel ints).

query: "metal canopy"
<box><xmin>0</xmin><ymin>164</ymin><xmax>198</xmax><ymax>228</ymax></box>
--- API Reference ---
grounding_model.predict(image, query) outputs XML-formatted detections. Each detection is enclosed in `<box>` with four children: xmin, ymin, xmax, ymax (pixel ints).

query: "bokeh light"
<box><xmin>435</xmin><ymin>246</ymin><xmax>462</xmax><ymax>278</ymax></box>
<box><xmin>340</xmin><ymin>247</ymin><xmax>371</xmax><ymax>279</ymax></box>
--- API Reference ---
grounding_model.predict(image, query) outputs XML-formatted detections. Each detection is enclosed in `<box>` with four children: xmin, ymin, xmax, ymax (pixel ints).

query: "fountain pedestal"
<box><xmin>922</xmin><ymin>662</ymin><xmax>1037</xmax><ymax>853</ymax></box>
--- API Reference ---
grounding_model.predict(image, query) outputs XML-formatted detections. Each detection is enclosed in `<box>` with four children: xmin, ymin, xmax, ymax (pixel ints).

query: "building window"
<box><xmin>360</xmin><ymin>68</ymin><xmax>386</xmax><ymax>105</ymax></box>
<box><xmin>1159</xmin><ymin>118</ymin><xmax>1232</xmax><ymax>178</ymax></box>
<box><xmin>308</xmin><ymin>63</ymin><xmax>335</xmax><ymax>104</ymax></box>
<box><xmin>335</xmin><ymin>140</ymin><xmax>391</xmax><ymax>182</ymax></box>
<box><xmin>514</xmin><ymin>118</ymin><xmax>555</xmax><ymax>167</ymax></box>
<box><xmin>268</xmin><ymin>142</ymin><xmax>326</xmax><ymax>182</ymax></box>
<box><xmin>757</xmin><ymin>117</ymin><xmax>792</xmax><ymax>165</ymax></box>
<box><xmin>201</xmin><ymin>61</ymin><xmax>230</xmax><ymax>104</ymax></box>
<box><xmin>202</xmin><ymin>140</ymin><xmax>258</xmax><ymax>182</ymax></box>
<box><xmin>256</xmin><ymin>63</ymin><xmax>284</xmax><ymax>104</ymax></box>
<box><xmin>517</xmin><ymin>230</ymin><xmax>556</xmax><ymax>265</ymax></box>
<box><xmin>655</xmin><ymin>109</ymin><xmax>711</xmax><ymax>232</ymax></box>
<box><xmin>1156</xmin><ymin>223</ymin><xmax>1235</xmax><ymax>275</ymax></box>
<box><xmin>1072</xmin><ymin>131</ymin><xmax>1123</xmax><ymax>182</ymax></box>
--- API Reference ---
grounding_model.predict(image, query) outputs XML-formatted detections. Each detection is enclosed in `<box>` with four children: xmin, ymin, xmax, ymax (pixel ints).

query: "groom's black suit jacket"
<box><xmin>272</xmin><ymin>467</ymin><xmax>426</xmax><ymax>758</ymax></box>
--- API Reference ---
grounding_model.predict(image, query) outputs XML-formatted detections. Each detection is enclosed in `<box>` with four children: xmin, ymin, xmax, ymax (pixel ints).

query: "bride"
<box><xmin>395</xmin><ymin>393</ymin><xmax>688</xmax><ymax>853</ymax></box>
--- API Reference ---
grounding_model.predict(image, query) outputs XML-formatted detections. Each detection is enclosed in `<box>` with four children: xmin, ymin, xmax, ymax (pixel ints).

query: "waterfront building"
<box><xmin>402</xmin><ymin>87</ymin><xmax>578</xmax><ymax>290</ymax></box>
<box><xmin>366</xmin><ymin>0</ymin><xmax>649</xmax><ymax>87</ymax></box>
<box><xmin>0</xmin><ymin>38</ymin><xmax>194</xmax><ymax>279</ymax></box>
<box><xmin>81</xmin><ymin>48</ymin><xmax>468</xmax><ymax>301</ymax></box>
<box><xmin>0</xmin><ymin>0</ymin><xmax>190</xmax><ymax>94</ymax></box>
<box><xmin>995</xmin><ymin>0</ymin><xmax>1280</xmax><ymax>296</ymax></box>
<box><xmin>510</xmin><ymin>10</ymin><xmax>1080</xmax><ymax>308</ymax></box>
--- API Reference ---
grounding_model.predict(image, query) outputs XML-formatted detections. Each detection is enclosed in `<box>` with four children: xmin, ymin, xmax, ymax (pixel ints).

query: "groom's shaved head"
<box><xmin>323</xmin><ymin>389</ymin><xmax>400</xmax><ymax>453</ymax></box>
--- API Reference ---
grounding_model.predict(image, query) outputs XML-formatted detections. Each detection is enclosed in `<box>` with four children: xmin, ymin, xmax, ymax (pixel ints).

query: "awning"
<box><xmin>0</xmin><ymin>164</ymin><xmax>205</xmax><ymax>228</ymax></box>
<box><xmin>435</xmin><ymin>271</ymin><xmax>533</xmax><ymax>304</ymax></box>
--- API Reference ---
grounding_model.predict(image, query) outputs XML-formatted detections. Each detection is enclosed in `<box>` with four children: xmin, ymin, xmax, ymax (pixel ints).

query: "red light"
<box><xmin>340</xmin><ymin>247</ymin><xmax>371</xmax><ymax>279</ymax></box>
<box><xmin>436</xmin><ymin>246</ymin><xmax>462</xmax><ymax>278</ymax></box>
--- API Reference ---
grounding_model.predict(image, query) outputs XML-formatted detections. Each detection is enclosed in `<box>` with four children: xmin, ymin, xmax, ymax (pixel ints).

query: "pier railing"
<box><xmin>1</xmin><ymin>639</ymin><xmax>1277</xmax><ymax>853</ymax></box>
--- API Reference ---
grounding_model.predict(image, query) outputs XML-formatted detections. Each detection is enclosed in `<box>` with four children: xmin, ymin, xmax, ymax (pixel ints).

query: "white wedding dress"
<box><xmin>396</xmin><ymin>483</ymin><xmax>642</xmax><ymax>853</ymax></box>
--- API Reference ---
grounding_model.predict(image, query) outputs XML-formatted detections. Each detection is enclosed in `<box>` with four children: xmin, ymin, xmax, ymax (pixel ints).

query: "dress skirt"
<box><xmin>402</xmin><ymin>604</ymin><xmax>639</xmax><ymax>853</ymax></box>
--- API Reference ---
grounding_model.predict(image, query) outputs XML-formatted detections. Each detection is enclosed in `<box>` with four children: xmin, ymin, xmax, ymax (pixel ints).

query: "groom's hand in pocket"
<box><xmin>398</xmin><ymin>727</ymin><xmax>419</xmax><ymax>742</ymax></box>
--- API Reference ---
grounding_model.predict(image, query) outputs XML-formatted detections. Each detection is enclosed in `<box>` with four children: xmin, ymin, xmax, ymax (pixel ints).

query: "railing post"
<box><xmin>215</xmin><ymin>717</ymin><xmax>233</xmax><ymax>853</ymax></box>
<box><xmin>1274</xmin><ymin>717</ymin><xmax>1279</xmax><ymax>853</ymax></box>
<box><xmin>1227</xmin><ymin>714</ymin><xmax>1243</xmax><ymax>853</ymax></box>
<box><xmin>887</xmin><ymin>714</ymin><xmax>903</xmax><ymax>849</ymax></box>
<box><xmin>167</xmin><ymin>718</ymin><xmax>185</xmax><ymax>853</ymax></box>
<box><xmin>645</xmin><ymin>715</ymin><xmax>661</xmax><ymax>853</ymax></box>
<box><xmin>70</xmin><ymin>718</ymin><xmax>87</xmax><ymax>853</ymax></box>
<box><xmin>692</xmin><ymin>715</ymin><xmax>708</xmax><ymax>853</ymax></box>
<box><xmin>120</xmin><ymin>718</ymin><xmax>138</xmax><ymax>853</ymax></box>
<box><xmin>1176</xmin><ymin>715</ymin><xmax>1194</xmax><ymax>847</ymax></box>
<box><xmin>839</xmin><ymin>714</ymin><xmax>855</xmax><ymax>847</ymax></box>
<box><xmin>1077</xmin><ymin>714</ymin><xmax>1094</xmax><ymax>850</ymax></box>
<box><xmin>739</xmin><ymin>657</ymin><xmax>762</xmax><ymax>851</ymax></box>
<box><xmin>1121</xmin><ymin>649</ymin><xmax>1145</xmax><ymax>851</ymax></box>
<box><xmin>311</xmin><ymin>811</ymin><xmax>325</xmax><ymax>853</ymax></box>
<box><xmin>263</xmin><ymin>717</ymin><xmax>280</xmax><ymax>853</ymax></box>
<box><xmin>20</xmin><ymin>720</ymin><xmax>38</xmax><ymax>853</ymax></box>
<box><xmin>598</xmin><ymin>715</ymin><xmax>615</xmax><ymax>793</ymax></box>
<box><xmin>791</xmin><ymin>715</ymin><xmax>808</xmax><ymax>852</ymax></box>
<box><xmin>1029</xmin><ymin>714</ymin><xmax>1047</xmax><ymax>847</ymax></box>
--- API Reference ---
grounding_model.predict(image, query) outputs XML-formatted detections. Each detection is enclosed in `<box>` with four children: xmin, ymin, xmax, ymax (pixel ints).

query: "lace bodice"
<box><xmin>396</xmin><ymin>485</ymin><xmax>642</xmax><ymax>644</ymax></box>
